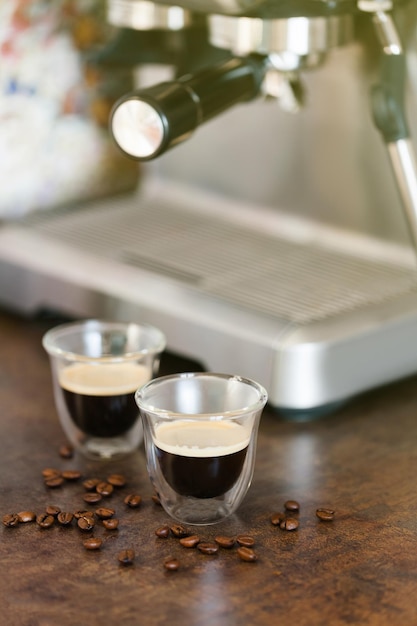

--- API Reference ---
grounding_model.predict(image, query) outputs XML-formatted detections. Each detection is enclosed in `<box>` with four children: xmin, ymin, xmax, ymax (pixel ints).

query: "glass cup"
<box><xmin>135</xmin><ymin>372</ymin><xmax>268</xmax><ymax>525</ymax></box>
<box><xmin>43</xmin><ymin>320</ymin><xmax>166</xmax><ymax>460</ymax></box>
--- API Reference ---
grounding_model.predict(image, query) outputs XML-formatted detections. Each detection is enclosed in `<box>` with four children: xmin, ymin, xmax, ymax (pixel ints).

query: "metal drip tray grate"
<box><xmin>23</xmin><ymin>194</ymin><xmax>417</xmax><ymax>324</ymax></box>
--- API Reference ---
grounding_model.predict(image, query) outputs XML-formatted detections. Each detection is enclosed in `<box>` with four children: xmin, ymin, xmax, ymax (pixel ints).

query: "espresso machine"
<box><xmin>1</xmin><ymin>0</ymin><xmax>417</xmax><ymax>418</ymax></box>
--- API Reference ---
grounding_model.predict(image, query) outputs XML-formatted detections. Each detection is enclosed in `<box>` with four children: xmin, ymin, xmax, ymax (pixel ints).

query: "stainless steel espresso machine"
<box><xmin>1</xmin><ymin>0</ymin><xmax>417</xmax><ymax>418</ymax></box>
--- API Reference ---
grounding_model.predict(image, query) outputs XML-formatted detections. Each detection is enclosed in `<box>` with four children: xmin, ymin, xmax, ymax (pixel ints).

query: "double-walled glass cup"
<box><xmin>43</xmin><ymin>320</ymin><xmax>166</xmax><ymax>460</ymax></box>
<box><xmin>136</xmin><ymin>372</ymin><xmax>268</xmax><ymax>525</ymax></box>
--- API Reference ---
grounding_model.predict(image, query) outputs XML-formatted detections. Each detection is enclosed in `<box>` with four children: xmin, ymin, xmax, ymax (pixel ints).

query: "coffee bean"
<box><xmin>237</xmin><ymin>546</ymin><xmax>257</xmax><ymax>562</ymax></box>
<box><xmin>151</xmin><ymin>494</ymin><xmax>161</xmax><ymax>506</ymax></box>
<box><xmin>17</xmin><ymin>511</ymin><xmax>36</xmax><ymax>523</ymax></box>
<box><xmin>83</xmin><ymin>493</ymin><xmax>102</xmax><ymax>504</ymax></box>
<box><xmin>280</xmin><ymin>517</ymin><xmax>299</xmax><ymax>531</ymax></box>
<box><xmin>83</xmin><ymin>537</ymin><xmax>102</xmax><ymax>550</ymax></box>
<box><xmin>74</xmin><ymin>509</ymin><xmax>94</xmax><ymax>519</ymax></box>
<box><xmin>45</xmin><ymin>505</ymin><xmax>61</xmax><ymax>517</ymax></box>
<box><xmin>62</xmin><ymin>470</ymin><xmax>82</xmax><ymax>481</ymax></box>
<box><xmin>284</xmin><ymin>500</ymin><xmax>300</xmax><ymax>512</ymax></box>
<box><xmin>107</xmin><ymin>474</ymin><xmax>126</xmax><ymax>488</ymax></box>
<box><xmin>102</xmin><ymin>518</ymin><xmax>119</xmax><ymax>530</ymax></box>
<box><xmin>83</xmin><ymin>478</ymin><xmax>101</xmax><ymax>491</ymax></box>
<box><xmin>59</xmin><ymin>444</ymin><xmax>74</xmax><ymax>459</ymax></box>
<box><xmin>96</xmin><ymin>482</ymin><xmax>114</xmax><ymax>497</ymax></box>
<box><xmin>155</xmin><ymin>525</ymin><xmax>170</xmax><ymax>538</ymax></box>
<box><xmin>197</xmin><ymin>542</ymin><xmax>219</xmax><ymax>555</ymax></box>
<box><xmin>214</xmin><ymin>536</ymin><xmax>235</xmax><ymax>549</ymax></box>
<box><xmin>77</xmin><ymin>516</ymin><xmax>95</xmax><ymax>531</ymax></box>
<box><xmin>237</xmin><ymin>535</ymin><xmax>255</xmax><ymax>547</ymax></box>
<box><xmin>44</xmin><ymin>476</ymin><xmax>64</xmax><ymax>488</ymax></box>
<box><xmin>57</xmin><ymin>512</ymin><xmax>74</xmax><ymax>526</ymax></box>
<box><xmin>3</xmin><ymin>513</ymin><xmax>19</xmax><ymax>527</ymax></box>
<box><xmin>169</xmin><ymin>524</ymin><xmax>189</xmax><ymax>538</ymax></box>
<box><xmin>118</xmin><ymin>549</ymin><xmax>135</xmax><ymax>565</ymax></box>
<box><xmin>270</xmin><ymin>512</ymin><xmax>285</xmax><ymax>526</ymax></box>
<box><xmin>95</xmin><ymin>507</ymin><xmax>115</xmax><ymax>520</ymax></box>
<box><xmin>42</xmin><ymin>468</ymin><xmax>61</xmax><ymax>479</ymax></box>
<box><xmin>124</xmin><ymin>494</ymin><xmax>142</xmax><ymax>508</ymax></box>
<box><xmin>316</xmin><ymin>508</ymin><xmax>335</xmax><ymax>521</ymax></box>
<box><xmin>164</xmin><ymin>557</ymin><xmax>180</xmax><ymax>571</ymax></box>
<box><xmin>179</xmin><ymin>535</ymin><xmax>200</xmax><ymax>548</ymax></box>
<box><xmin>36</xmin><ymin>513</ymin><xmax>55</xmax><ymax>528</ymax></box>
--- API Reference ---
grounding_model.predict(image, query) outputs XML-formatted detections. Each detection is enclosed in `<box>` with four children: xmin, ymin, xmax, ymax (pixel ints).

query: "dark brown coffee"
<box><xmin>154</xmin><ymin>420</ymin><xmax>250</xmax><ymax>499</ymax></box>
<box><xmin>59</xmin><ymin>362</ymin><xmax>149</xmax><ymax>438</ymax></box>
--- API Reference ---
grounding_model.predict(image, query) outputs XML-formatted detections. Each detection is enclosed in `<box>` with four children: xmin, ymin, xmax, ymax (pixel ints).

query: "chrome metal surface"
<box><xmin>388</xmin><ymin>139</ymin><xmax>417</xmax><ymax>252</ymax></box>
<box><xmin>108</xmin><ymin>0</ymin><xmax>192</xmax><ymax>30</ymax></box>
<box><xmin>111</xmin><ymin>99</ymin><xmax>166</xmax><ymax>158</ymax></box>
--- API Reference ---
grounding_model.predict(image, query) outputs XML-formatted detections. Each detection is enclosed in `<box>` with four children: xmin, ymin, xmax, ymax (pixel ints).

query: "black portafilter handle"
<box><xmin>110</xmin><ymin>55</ymin><xmax>268</xmax><ymax>161</ymax></box>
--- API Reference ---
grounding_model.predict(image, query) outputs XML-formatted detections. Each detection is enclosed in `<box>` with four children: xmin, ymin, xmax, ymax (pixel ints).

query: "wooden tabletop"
<box><xmin>1</xmin><ymin>310</ymin><xmax>417</xmax><ymax>626</ymax></box>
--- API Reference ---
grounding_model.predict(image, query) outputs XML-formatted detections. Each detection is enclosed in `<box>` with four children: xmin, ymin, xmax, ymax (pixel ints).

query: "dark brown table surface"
<box><xmin>1</xmin><ymin>309</ymin><xmax>417</xmax><ymax>626</ymax></box>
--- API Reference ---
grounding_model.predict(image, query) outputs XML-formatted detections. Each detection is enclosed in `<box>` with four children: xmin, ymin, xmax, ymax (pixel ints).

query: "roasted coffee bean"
<box><xmin>280</xmin><ymin>517</ymin><xmax>299</xmax><ymax>531</ymax></box>
<box><xmin>155</xmin><ymin>525</ymin><xmax>170</xmax><ymax>538</ymax></box>
<box><xmin>284</xmin><ymin>500</ymin><xmax>300</xmax><ymax>512</ymax></box>
<box><xmin>36</xmin><ymin>513</ymin><xmax>55</xmax><ymax>528</ymax></box>
<box><xmin>270</xmin><ymin>512</ymin><xmax>285</xmax><ymax>526</ymax></box>
<box><xmin>74</xmin><ymin>509</ymin><xmax>94</xmax><ymax>519</ymax></box>
<box><xmin>164</xmin><ymin>557</ymin><xmax>180</xmax><ymax>571</ymax></box>
<box><xmin>107</xmin><ymin>474</ymin><xmax>126</xmax><ymax>488</ymax></box>
<box><xmin>151</xmin><ymin>494</ymin><xmax>161</xmax><ymax>506</ymax></box>
<box><xmin>124</xmin><ymin>494</ymin><xmax>142</xmax><ymax>508</ymax></box>
<box><xmin>59</xmin><ymin>444</ymin><xmax>74</xmax><ymax>459</ymax></box>
<box><xmin>103</xmin><ymin>518</ymin><xmax>119</xmax><ymax>530</ymax></box>
<box><xmin>17</xmin><ymin>511</ymin><xmax>36</xmax><ymax>523</ymax></box>
<box><xmin>215</xmin><ymin>536</ymin><xmax>235</xmax><ymax>549</ymax></box>
<box><xmin>118</xmin><ymin>549</ymin><xmax>135</xmax><ymax>565</ymax></box>
<box><xmin>83</xmin><ymin>537</ymin><xmax>102</xmax><ymax>550</ymax></box>
<box><xmin>316</xmin><ymin>508</ymin><xmax>335</xmax><ymax>521</ymax></box>
<box><xmin>237</xmin><ymin>546</ymin><xmax>257</xmax><ymax>562</ymax></box>
<box><xmin>44</xmin><ymin>476</ymin><xmax>64</xmax><ymax>488</ymax></box>
<box><xmin>237</xmin><ymin>535</ymin><xmax>255</xmax><ymax>547</ymax></box>
<box><xmin>95</xmin><ymin>507</ymin><xmax>115</xmax><ymax>520</ymax></box>
<box><xmin>62</xmin><ymin>470</ymin><xmax>82</xmax><ymax>481</ymax></box>
<box><xmin>179</xmin><ymin>535</ymin><xmax>200</xmax><ymax>548</ymax></box>
<box><xmin>42</xmin><ymin>468</ymin><xmax>61</xmax><ymax>479</ymax></box>
<box><xmin>197</xmin><ymin>542</ymin><xmax>219</xmax><ymax>555</ymax></box>
<box><xmin>83</xmin><ymin>478</ymin><xmax>101</xmax><ymax>491</ymax></box>
<box><xmin>96</xmin><ymin>482</ymin><xmax>114</xmax><ymax>497</ymax></box>
<box><xmin>57</xmin><ymin>512</ymin><xmax>74</xmax><ymax>526</ymax></box>
<box><xmin>45</xmin><ymin>505</ymin><xmax>61</xmax><ymax>517</ymax></box>
<box><xmin>3</xmin><ymin>513</ymin><xmax>19</xmax><ymax>527</ymax></box>
<box><xmin>83</xmin><ymin>493</ymin><xmax>102</xmax><ymax>504</ymax></box>
<box><xmin>77</xmin><ymin>516</ymin><xmax>95</xmax><ymax>531</ymax></box>
<box><xmin>169</xmin><ymin>524</ymin><xmax>189</xmax><ymax>538</ymax></box>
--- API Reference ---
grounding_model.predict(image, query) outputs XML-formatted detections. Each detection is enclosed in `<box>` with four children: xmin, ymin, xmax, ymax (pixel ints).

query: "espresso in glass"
<box><xmin>154</xmin><ymin>420</ymin><xmax>250</xmax><ymax>499</ymax></box>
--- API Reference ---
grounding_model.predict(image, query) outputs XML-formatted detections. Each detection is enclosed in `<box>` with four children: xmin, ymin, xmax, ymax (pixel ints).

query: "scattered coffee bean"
<box><xmin>83</xmin><ymin>493</ymin><xmax>102</xmax><ymax>504</ymax></box>
<box><xmin>95</xmin><ymin>507</ymin><xmax>115</xmax><ymax>520</ymax></box>
<box><xmin>45</xmin><ymin>505</ymin><xmax>61</xmax><ymax>517</ymax></box>
<box><xmin>57</xmin><ymin>512</ymin><xmax>74</xmax><ymax>526</ymax></box>
<box><xmin>59</xmin><ymin>444</ymin><xmax>74</xmax><ymax>459</ymax></box>
<box><xmin>151</xmin><ymin>494</ymin><xmax>161</xmax><ymax>506</ymax></box>
<box><xmin>36</xmin><ymin>513</ymin><xmax>55</xmax><ymax>528</ymax></box>
<box><xmin>270</xmin><ymin>512</ymin><xmax>285</xmax><ymax>526</ymax></box>
<box><xmin>77</xmin><ymin>515</ymin><xmax>95</xmax><ymax>531</ymax></box>
<box><xmin>44</xmin><ymin>476</ymin><xmax>64</xmax><ymax>488</ymax></box>
<box><xmin>42</xmin><ymin>468</ymin><xmax>61</xmax><ymax>479</ymax></box>
<box><xmin>316</xmin><ymin>508</ymin><xmax>335</xmax><ymax>521</ymax></box>
<box><xmin>83</xmin><ymin>537</ymin><xmax>102</xmax><ymax>550</ymax></box>
<box><xmin>237</xmin><ymin>535</ymin><xmax>255</xmax><ymax>547</ymax></box>
<box><xmin>107</xmin><ymin>474</ymin><xmax>126</xmax><ymax>488</ymax></box>
<box><xmin>197</xmin><ymin>542</ymin><xmax>219</xmax><ymax>555</ymax></box>
<box><xmin>83</xmin><ymin>478</ymin><xmax>101</xmax><ymax>491</ymax></box>
<box><xmin>180</xmin><ymin>535</ymin><xmax>200</xmax><ymax>548</ymax></box>
<box><xmin>280</xmin><ymin>517</ymin><xmax>299</xmax><ymax>531</ymax></box>
<box><xmin>284</xmin><ymin>500</ymin><xmax>300</xmax><ymax>512</ymax></box>
<box><xmin>118</xmin><ymin>549</ymin><xmax>135</xmax><ymax>565</ymax></box>
<box><xmin>74</xmin><ymin>509</ymin><xmax>94</xmax><ymax>519</ymax></box>
<box><xmin>96</xmin><ymin>482</ymin><xmax>114</xmax><ymax>497</ymax></box>
<box><xmin>3</xmin><ymin>513</ymin><xmax>19</xmax><ymax>527</ymax></box>
<box><xmin>62</xmin><ymin>470</ymin><xmax>82</xmax><ymax>481</ymax></box>
<box><xmin>169</xmin><ymin>524</ymin><xmax>189</xmax><ymax>538</ymax></box>
<box><xmin>155</xmin><ymin>525</ymin><xmax>170</xmax><ymax>538</ymax></box>
<box><xmin>237</xmin><ymin>546</ymin><xmax>257</xmax><ymax>562</ymax></box>
<box><xmin>124</xmin><ymin>494</ymin><xmax>142</xmax><ymax>508</ymax></box>
<box><xmin>17</xmin><ymin>511</ymin><xmax>36</xmax><ymax>523</ymax></box>
<box><xmin>215</xmin><ymin>536</ymin><xmax>235</xmax><ymax>549</ymax></box>
<box><xmin>164</xmin><ymin>557</ymin><xmax>180</xmax><ymax>571</ymax></box>
<box><xmin>103</xmin><ymin>518</ymin><xmax>119</xmax><ymax>530</ymax></box>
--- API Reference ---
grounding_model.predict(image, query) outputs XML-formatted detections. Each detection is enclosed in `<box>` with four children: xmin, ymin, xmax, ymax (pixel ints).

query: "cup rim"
<box><xmin>42</xmin><ymin>319</ymin><xmax>166</xmax><ymax>362</ymax></box>
<box><xmin>135</xmin><ymin>371</ymin><xmax>268</xmax><ymax>418</ymax></box>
